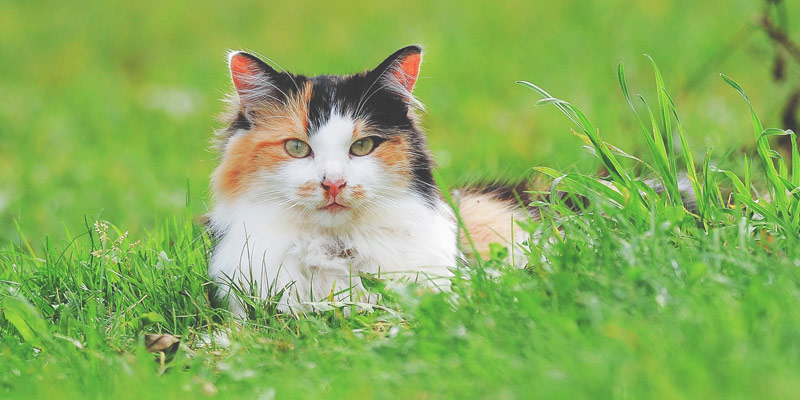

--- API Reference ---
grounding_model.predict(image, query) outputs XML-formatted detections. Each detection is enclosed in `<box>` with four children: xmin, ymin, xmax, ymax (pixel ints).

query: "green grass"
<box><xmin>4</xmin><ymin>58</ymin><xmax>800</xmax><ymax>399</ymax></box>
<box><xmin>4</xmin><ymin>1</ymin><xmax>800</xmax><ymax>399</ymax></box>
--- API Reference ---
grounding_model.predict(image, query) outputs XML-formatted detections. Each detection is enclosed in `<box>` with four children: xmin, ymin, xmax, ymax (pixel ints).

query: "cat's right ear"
<box><xmin>227</xmin><ymin>51</ymin><xmax>280</xmax><ymax>103</ymax></box>
<box><xmin>367</xmin><ymin>45</ymin><xmax>424</xmax><ymax>110</ymax></box>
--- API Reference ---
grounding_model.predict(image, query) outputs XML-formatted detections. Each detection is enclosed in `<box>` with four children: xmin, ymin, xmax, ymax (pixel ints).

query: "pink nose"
<box><xmin>321</xmin><ymin>178</ymin><xmax>346</xmax><ymax>199</ymax></box>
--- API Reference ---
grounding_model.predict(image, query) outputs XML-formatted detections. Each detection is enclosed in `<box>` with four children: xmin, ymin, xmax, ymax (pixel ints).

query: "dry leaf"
<box><xmin>144</xmin><ymin>334</ymin><xmax>180</xmax><ymax>355</ymax></box>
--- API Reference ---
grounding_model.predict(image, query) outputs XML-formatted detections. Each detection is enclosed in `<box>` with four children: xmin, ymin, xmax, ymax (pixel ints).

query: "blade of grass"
<box><xmin>662</xmin><ymin>88</ymin><xmax>706</xmax><ymax>215</ymax></box>
<box><xmin>646</xmin><ymin>55</ymin><xmax>677</xmax><ymax>180</ymax></box>
<box><xmin>721</xmin><ymin>74</ymin><xmax>788</xmax><ymax>215</ymax></box>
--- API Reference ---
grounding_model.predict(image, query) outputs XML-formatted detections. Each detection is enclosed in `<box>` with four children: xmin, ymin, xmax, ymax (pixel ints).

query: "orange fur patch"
<box><xmin>457</xmin><ymin>193</ymin><xmax>528</xmax><ymax>259</ymax></box>
<box><xmin>353</xmin><ymin>119</ymin><xmax>365</xmax><ymax>139</ymax></box>
<box><xmin>371</xmin><ymin>136</ymin><xmax>413</xmax><ymax>182</ymax></box>
<box><xmin>349</xmin><ymin>185</ymin><xmax>366</xmax><ymax>200</ymax></box>
<box><xmin>295</xmin><ymin>181</ymin><xmax>317</xmax><ymax>198</ymax></box>
<box><xmin>293</xmin><ymin>81</ymin><xmax>313</xmax><ymax>134</ymax></box>
<box><xmin>212</xmin><ymin>82</ymin><xmax>314</xmax><ymax>200</ymax></box>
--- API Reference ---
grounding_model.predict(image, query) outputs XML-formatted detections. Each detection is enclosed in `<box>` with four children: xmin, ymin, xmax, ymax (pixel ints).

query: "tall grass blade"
<box><xmin>721</xmin><ymin>74</ymin><xmax>788</xmax><ymax>215</ymax></box>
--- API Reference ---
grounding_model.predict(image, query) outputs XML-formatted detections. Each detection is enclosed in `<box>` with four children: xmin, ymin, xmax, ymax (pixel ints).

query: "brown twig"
<box><xmin>760</xmin><ymin>0</ymin><xmax>800</xmax><ymax>155</ymax></box>
<box><xmin>760</xmin><ymin>16</ymin><xmax>800</xmax><ymax>63</ymax></box>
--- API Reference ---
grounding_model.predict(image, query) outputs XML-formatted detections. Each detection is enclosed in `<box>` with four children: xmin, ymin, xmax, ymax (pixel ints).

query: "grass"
<box><xmin>4</xmin><ymin>54</ymin><xmax>800</xmax><ymax>398</ymax></box>
<box><xmin>4</xmin><ymin>1</ymin><xmax>800</xmax><ymax>398</ymax></box>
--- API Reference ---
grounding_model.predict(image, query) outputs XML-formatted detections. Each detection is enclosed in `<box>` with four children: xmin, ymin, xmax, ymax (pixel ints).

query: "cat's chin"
<box><xmin>320</xmin><ymin>203</ymin><xmax>349</xmax><ymax>214</ymax></box>
<box><xmin>312</xmin><ymin>207</ymin><xmax>356</xmax><ymax>229</ymax></box>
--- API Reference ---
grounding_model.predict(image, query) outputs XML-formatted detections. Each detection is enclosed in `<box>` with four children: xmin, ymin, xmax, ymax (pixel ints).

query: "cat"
<box><xmin>207</xmin><ymin>45</ymin><xmax>531</xmax><ymax>317</ymax></box>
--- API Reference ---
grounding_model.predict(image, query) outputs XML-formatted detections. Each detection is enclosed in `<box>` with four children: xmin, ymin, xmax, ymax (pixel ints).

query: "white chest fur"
<box><xmin>209</xmin><ymin>194</ymin><xmax>458</xmax><ymax>316</ymax></box>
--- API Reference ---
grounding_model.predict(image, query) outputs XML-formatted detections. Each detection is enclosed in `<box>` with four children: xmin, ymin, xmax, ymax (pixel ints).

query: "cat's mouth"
<box><xmin>320</xmin><ymin>202</ymin><xmax>349</xmax><ymax>213</ymax></box>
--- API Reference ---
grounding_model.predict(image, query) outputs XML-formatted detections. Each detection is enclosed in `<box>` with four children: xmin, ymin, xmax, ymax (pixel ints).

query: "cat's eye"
<box><xmin>350</xmin><ymin>137</ymin><xmax>376</xmax><ymax>157</ymax></box>
<box><xmin>284</xmin><ymin>139</ymin><xmax>311</xmax><ymax>158</ymax></box>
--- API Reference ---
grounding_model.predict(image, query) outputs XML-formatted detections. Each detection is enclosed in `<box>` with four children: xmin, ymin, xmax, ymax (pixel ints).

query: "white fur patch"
<box><xmin>209</xmin><ymin>194</ymin><xmax>457</xmax><ymax>316</ymax></box>
<box><xmin>209</xmin><ymin>111</ymin><xmax>458</xmax><ymax>317</ymax></box>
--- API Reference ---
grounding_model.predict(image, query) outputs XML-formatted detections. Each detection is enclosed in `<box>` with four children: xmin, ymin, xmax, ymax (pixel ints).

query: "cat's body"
<box><xmin>208</xmin><ymin>46</ymin><xmax>529</xmax><ymax>316</ymax></box>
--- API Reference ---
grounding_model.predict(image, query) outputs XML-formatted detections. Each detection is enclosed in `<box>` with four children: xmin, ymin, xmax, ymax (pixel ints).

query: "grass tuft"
<box><xmin>3</xmin><ymin>60</ymin><xmax>800</xmax><ymax>399</ymax></box>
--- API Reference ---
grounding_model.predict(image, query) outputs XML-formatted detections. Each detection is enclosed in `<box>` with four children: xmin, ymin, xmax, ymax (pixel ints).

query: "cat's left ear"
<box><xmin>370</xmin><ymin>45</ymin><xmax>423</xmax><ymax>104</ymax></box>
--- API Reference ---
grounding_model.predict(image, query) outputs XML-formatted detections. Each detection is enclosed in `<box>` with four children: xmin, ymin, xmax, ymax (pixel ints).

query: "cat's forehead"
<box><xmin>306</xmin><ymin>74</ymin><xmax>360</xmax><ymax>131</ymax></box>
<box><xmin>292</xmin><ymin>72</ymin><xmax>408</xmax><ymax>135</ymax></box>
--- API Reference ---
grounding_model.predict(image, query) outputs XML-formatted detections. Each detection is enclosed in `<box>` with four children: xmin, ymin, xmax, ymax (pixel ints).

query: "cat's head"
<box><xmin>211</xmin><ymin>46</ymin><xmax>437</xmax><ymax>228</ymax></box>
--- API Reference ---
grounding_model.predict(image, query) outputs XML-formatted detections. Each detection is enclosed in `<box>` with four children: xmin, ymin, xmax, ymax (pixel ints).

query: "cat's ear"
<box><xmin>369</xmin><ymin>45</ymin><xmax>423</xmax><ymax>105</ymax></box>
<box><xmin>227</xmin><ymin>51</ymin><xmax>281</xmax><ymax>103</ymax></box>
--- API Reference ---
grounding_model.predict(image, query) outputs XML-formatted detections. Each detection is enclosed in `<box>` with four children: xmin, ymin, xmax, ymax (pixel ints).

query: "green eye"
<box><xmin>284</xmin><ymin>139</ymin><xmax>311</xmax><ymax>158</ymax></box>
<box><xmin>350</xmin><ymin>137</ymin><xmax>376</xmax><ymax>156</ymax></box>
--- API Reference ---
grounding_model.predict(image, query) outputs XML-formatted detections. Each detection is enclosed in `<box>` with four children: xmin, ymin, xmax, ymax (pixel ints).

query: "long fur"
<box><xmin>208</xmin><ymin>46</ymin><xmax>529</xmax><ymax>316</ymax></box>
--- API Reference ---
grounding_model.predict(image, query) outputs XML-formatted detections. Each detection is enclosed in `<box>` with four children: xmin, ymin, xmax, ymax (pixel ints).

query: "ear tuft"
<box><xmin>390</xmin><ymin>47</ymin><xmax>422</xmax><ymax>92</ymax></box>
<box><xmin>227</xmin><ymin>51</ymin><xmax>278</xmax><ymax>101</ymax></box>
<box><xmin>229</xmin><ymin>52</ymin><xmax>258</xmax><ymax>92</ymax></box>
<box><xmin>370</xmin><ymin>45</ymin><xmax>424</xmax><ymax>108</ymax></box>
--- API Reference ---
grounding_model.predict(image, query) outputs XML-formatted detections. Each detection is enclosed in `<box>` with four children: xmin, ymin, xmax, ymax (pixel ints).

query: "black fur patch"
<box><xmin>230</xmin><ymin>111</ymin><xmax>252</xmax><ymax>131</ymax></box>
<box><xmin>461</xmin><ymin>181</ymin><xmax>535</xmax><ymax>210</ymax></box>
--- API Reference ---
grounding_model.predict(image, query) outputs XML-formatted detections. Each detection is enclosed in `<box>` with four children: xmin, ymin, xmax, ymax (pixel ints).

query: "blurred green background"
<box><xmin>0</xmin><ymin>0</ymin><xmax>796</xmax><ymax>243</ymax></box>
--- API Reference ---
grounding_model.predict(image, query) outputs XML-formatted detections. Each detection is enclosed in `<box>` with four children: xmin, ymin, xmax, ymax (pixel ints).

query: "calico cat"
<box><xmin>208</xmin><ymin>46</ymin><xmax>531</xmax><ymax>316</ymax></box>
